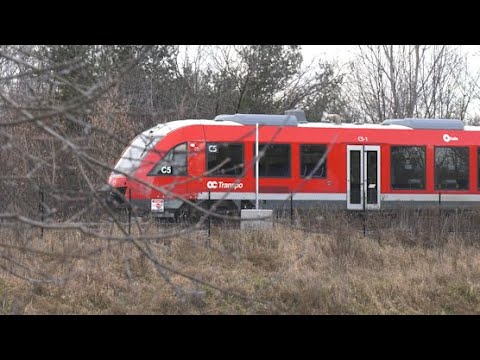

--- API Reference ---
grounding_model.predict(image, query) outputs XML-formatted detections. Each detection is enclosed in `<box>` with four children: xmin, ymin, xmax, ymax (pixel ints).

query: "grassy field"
<box><xmin>1</xmin><ymin>211</ymin><xmax>480</xmax><ymax>314</ymax></box>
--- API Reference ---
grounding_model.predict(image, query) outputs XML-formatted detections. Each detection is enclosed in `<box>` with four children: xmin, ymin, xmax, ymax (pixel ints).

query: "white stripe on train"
<box><xmin>197</xmin><ymin>192</ymin><xmax>480</xmax><ymax>202</ymax></box>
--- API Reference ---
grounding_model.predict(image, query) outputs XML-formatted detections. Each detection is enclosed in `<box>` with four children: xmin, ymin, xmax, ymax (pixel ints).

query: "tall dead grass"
<box><xmin>2</xmin><ymin>209</ymin><xmax>480</xmax><ymax>314</ymax></box>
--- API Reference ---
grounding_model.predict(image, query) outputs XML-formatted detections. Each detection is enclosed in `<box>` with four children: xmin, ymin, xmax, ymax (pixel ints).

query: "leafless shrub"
<box><xmin>2</xmin><ymin>45</ymin><xmax>480</xmax><ymax>314</ymax></box>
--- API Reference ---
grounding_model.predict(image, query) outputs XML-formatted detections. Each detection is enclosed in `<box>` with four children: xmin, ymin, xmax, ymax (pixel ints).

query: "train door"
<box><xmin>347</xmin><ymin>145</ymin><xmax>381</xmax><ymax>210</ymax></box>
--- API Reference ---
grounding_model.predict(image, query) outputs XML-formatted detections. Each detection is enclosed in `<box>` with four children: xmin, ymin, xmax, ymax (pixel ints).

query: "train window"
<box><xmin>391</xmin><ymin>146</ymin><xmax>426</xmax><ymax>190</ymax></box>
<box><xmin>300</xmin><ymin>144</ymin><xmax>327</xmax><ymax>178</ymax></box>
<box><xmin>435</xmin><ymin>147</ymin><xmax>469</xmax><ymax>190</ymax></box>
<box><xmin>148</xmin><ymin>143</ymin><xmax>187</xmax><ymax>176</ymax></box>
<box><xmin>478</xmin><ymin>148</ymin><xmax>480</xmax><ymax>190</ymax></box>
<box><xmin>114</xmin><ymin>134</ymin><xmax>164</xmax><ymax>174</ymax></box>
<box><xmin>254</xmin><ymin>144</ymin><xmax>291</xmax><ymax>178</ymax></box>
<box><xmin>207</xmin><ymin>143</ymin><xmax>244</xmax><ymax>176</ymax></box>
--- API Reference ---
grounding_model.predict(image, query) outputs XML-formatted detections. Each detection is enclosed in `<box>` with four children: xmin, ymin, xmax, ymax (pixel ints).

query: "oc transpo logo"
<box><xmin>206</xmin><ymin>181</ymin><xmax>218</xmax><ymax>189</ymax></box>
<box><xmin>207</xmin><ymin>181</ymin><xmax>244</xmax><ymax>190</ymax></box>
<box><xmin>443</xmin><ymin>134</ymin><xmax>459</xmax><ymax>143</ymax></box>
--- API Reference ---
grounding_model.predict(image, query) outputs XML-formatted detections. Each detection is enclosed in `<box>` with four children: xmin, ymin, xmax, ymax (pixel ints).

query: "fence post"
<box><xmin>207</xmin><ymin>191</ymin><xmax>211</xmax><ymax>241</ymax></box>
<box><xmin>290</xmin><ymin>193</ymin><xmax>293</xmax><ymax>226</ymax></box>
<box><xmin>363</xmin><ymin>200</ymin><xmax>367</xmax><ymax>237</ymax></box>
<box><xmin>39</xmin><ymin>187</ymin><xmax>44</xmax><ymax>240</ymax></box>
<box><xmin>438</xmin><ymin>192</ymin><xmax>442</xmax><ymax>217</ymax></box>
<box><xmin>128</xmin><ymin>188</ymin><xmax>132</xmax><ymax>236</ymax></box>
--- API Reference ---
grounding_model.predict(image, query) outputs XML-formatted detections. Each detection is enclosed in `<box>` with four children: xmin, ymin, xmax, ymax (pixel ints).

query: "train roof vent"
<box><xmin>284</xmin><ymin>109</ymin><xmax>308</xmax><ymax>123</ymax></box>
<box><xmin>382</xmin><ymin>118</ymin><xmax>464</xmax><ymax>130</ymax></box>
<box><xmin>214</xmin><ymin>109</ymin><xmax>306</xmax><ymax>126</ymax></box>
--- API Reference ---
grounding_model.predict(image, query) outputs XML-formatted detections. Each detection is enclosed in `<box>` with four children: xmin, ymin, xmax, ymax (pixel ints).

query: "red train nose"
<box><xmin>108</xmin><ymin>174</ymin><xmax>127</xmax><ymax>188</ymax></box>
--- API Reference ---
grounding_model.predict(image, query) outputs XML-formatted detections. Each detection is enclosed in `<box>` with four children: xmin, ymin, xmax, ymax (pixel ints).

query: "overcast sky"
<box><xmin>301</xmin><ymin>45</ymin><xmax>480</xmax><ymax>70</ymax></box>
<box><xmin>302</xmin><ymin>45</ymin><xmax>356</xmax><ymax>64</ymax></box>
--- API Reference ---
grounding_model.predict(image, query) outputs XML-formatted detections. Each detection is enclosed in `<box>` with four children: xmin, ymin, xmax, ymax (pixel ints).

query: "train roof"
<box><xmin>144</xmin><ymin>111</ymin><xmax>480</xmax><ymax>138</ymax></box>
<box><xmin>382</xmin><ymin>118</ymin><xmax>464</xmax><ymax>130</ymax></box>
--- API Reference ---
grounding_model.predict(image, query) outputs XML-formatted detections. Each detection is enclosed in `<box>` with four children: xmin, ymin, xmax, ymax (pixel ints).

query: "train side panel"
<box><xmin>110</xmin><ymin>120</ymin><xmax>480</xmax><ymax>214</ymax></box>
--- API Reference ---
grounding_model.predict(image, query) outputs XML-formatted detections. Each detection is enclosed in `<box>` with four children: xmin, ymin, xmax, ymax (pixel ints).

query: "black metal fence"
<box><xmin>4</xmin><ymin>183</ymin><xmax>480</xmax><ymax>242</ymax></box>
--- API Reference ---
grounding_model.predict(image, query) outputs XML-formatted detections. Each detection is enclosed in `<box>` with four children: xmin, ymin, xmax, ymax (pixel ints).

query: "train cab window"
<box><xmin>391</xmin><ymin>146</ymin><xmax>426</xmax><ymax>189</ymax></box>
<box><xmin>254</xmin><ymin>144</ymin><xmax>291</xmax><ymax>178</ymax></box>
<box><xmin>114</xmin><ymin>134</ymin><xmax>164</xmax><ymax>175</ymax></box>
<box><xmin>207</xmin><ymin>143</ymin><xmax>244</xmax><ymax>176</ymax></box>
<box><xmin>148</xmin><ymin>142</ymin><xmax>187</xmax><ymax>176</ymax></box>
<box><xmin>300</xmin><ymin>144</ymin><xmax>327</xmax><ymax>178</ymax></box>
<box><xmin>435</xmin><ymin>147</ymin><xmax>469</xmax><ymax>190</ymax></box>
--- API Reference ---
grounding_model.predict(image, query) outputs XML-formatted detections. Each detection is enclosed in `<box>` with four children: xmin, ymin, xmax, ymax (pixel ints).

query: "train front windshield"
<box><xmin>113</xmin><ymin>134</ymin><xmax>163</xmax><ymax>175</ymax></box>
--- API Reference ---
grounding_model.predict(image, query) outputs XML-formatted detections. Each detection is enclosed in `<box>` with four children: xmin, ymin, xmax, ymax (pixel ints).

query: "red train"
<box><xmin>106</xmin><ymin>110</ymin><xmax>480</xmax><ymax>218</ymax></box>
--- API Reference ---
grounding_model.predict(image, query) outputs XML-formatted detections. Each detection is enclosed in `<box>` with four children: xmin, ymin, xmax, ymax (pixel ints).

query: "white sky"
<box><xmin>301</xmin><ymin>45</ymin><xmax>480</xmax><ymax>71</ymax></box>
<box><xmin>302</xmin><ymin>45</ymin><xmax>356</xmax><ymax>64</ymax></box>
<box><xmin>302</xmin><ymin>45</ymin><xmax>480</xmax><ymax>117</ymax></box>
<box><xmin>180</xmin><ymin>45</ymin><xmax>480</xmax><ymax>70</ymax></box>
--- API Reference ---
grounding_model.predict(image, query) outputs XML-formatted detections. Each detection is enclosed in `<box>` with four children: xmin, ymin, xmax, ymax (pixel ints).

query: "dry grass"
<box><xmin>2</xmin><ymin>210</ymin><xmax>480</xmax><ymax>314</ymax></box>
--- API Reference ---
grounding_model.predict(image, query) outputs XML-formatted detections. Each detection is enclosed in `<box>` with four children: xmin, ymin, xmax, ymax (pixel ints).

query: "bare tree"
<box><xmin>346</xmin><ymin>45</ymin><xmax>479</xmax><ymax>123</ymax></box>
<box><xmin>1</xmin><ymin>45</ymin><xmax>344</xmax><ymax>314</ymax></box>
<box><xmin>4</xmin><ymin>45</ymin><xmax>480</xmax><ymax>314</ymax></box>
